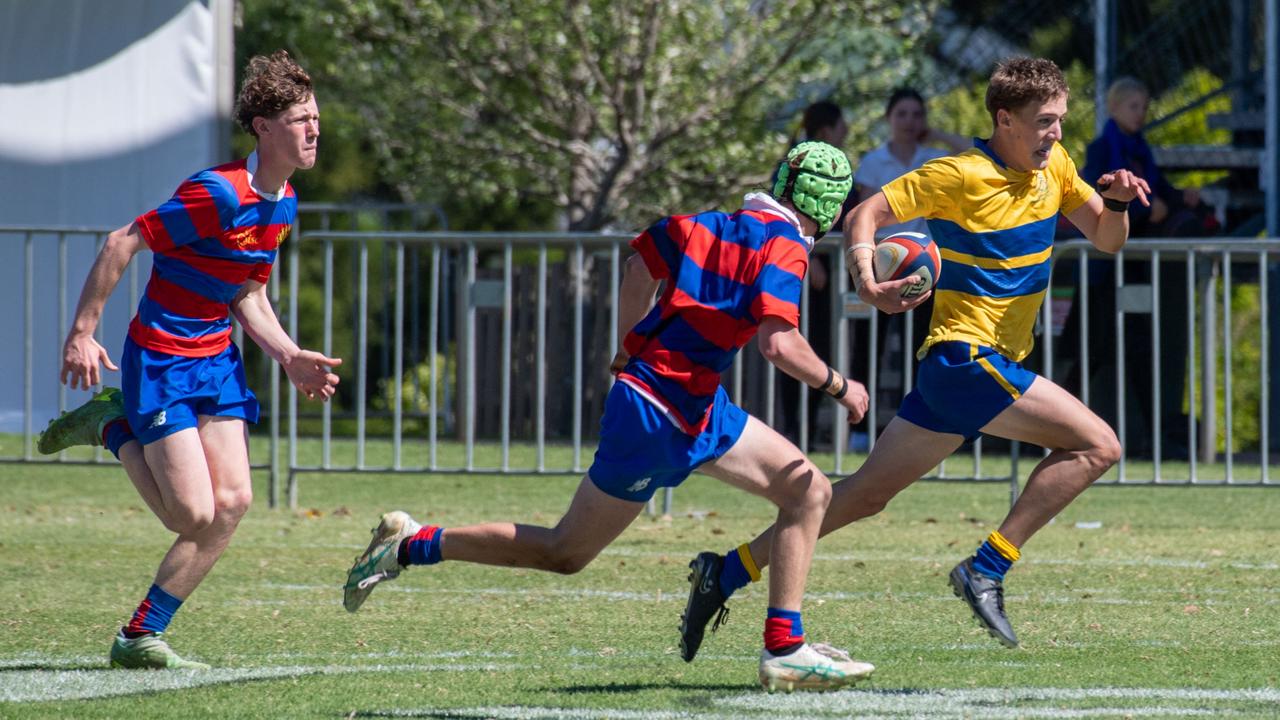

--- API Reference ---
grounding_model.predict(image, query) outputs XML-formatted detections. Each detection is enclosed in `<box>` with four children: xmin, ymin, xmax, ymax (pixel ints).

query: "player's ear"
<box><xmin>252</xmin><ymin>115</ymin><xmax>270</xmax><ymax>137</ymax></box>
<box><xmin>996</xmin><ymin>108</ymin><xmax>1011</xmax><ymax>128</ymax></box>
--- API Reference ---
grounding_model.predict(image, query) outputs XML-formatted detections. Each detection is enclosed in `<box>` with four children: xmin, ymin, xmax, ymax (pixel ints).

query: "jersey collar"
<box><xmin>245</xmin><ymin>151</ymin><xmax>288</xmax><ymax>202</ymax></box>
<box><xmin>741</xmin><ymin>192</ymin><xmax>813</xmax><ymax>250</ymax></box>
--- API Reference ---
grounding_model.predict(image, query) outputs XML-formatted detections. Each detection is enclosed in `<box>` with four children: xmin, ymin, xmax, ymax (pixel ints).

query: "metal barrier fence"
<box><xmin>5</xmin><ymin>226</ymin><xmax>1278</xmax><ymax>510</ymax></box>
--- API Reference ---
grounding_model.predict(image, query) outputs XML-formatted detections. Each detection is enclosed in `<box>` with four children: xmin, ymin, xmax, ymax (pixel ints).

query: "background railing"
<box><xmin>5</xmin><ymin>224</ymin><xmax>1277</xmax><ymax>511</ymax></box>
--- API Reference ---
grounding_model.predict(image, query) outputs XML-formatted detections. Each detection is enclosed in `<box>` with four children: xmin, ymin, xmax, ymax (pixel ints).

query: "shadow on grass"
<box><xmin>0</xmin><ymin>662</ymin><xmax>107</xmax><ymax>672</ymax></box>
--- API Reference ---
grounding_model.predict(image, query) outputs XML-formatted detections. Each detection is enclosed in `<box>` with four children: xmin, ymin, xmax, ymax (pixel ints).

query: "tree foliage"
<box><xmin>239</xmin><ymin>0</ymin><xmax>936</xmax><ymax>230</ymax></box>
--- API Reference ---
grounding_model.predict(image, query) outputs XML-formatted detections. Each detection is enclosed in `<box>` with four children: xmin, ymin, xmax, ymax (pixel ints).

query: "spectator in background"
<box><xmin>1064</xmin><ymin>76</ymin><xmax>1211</xmax><ymax>458</ymax></box>
<box><xmin>777</xmin><ymin>101</ymin><xmax>847</xmax><ymax>447</ymax></box>
<box><xmin>846</xmin><ymin>89</ymin><xmax>968</xmax><ymax>440</ymax></box>
<box><xmin>1084</xmin><ymin>77</ymin><xmax>1212</xmax><ymax>238</ymax></box>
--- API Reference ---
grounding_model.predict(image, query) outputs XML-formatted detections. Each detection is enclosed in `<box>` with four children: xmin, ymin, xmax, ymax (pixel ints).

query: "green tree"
<box><xmin>239</xmin><ymin>0</ymin><xmax>937</xmax><ymax>230</ymax></box>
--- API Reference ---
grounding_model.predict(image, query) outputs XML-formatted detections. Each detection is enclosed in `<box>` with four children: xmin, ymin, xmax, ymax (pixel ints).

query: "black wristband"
<box><xmin>818</xmin><ymin>366</ymin><xmax>834</xmax><ymax>392</ymax></box>
<box><xmin>1102</xmin><ymin>196</ymin><xmax>1130</xmax><ymax>213</ymax></box>
<box><xmin>831</xmin><ymin>375</ymin><xmax>849</xmax><ymax>400</ymax></box>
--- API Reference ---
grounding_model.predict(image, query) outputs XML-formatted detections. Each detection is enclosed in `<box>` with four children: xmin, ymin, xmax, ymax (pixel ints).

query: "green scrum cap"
<box><xmin>771</xmin><ymin>141</ymin><xmax>853</xmax><ymax>232</ymax></box>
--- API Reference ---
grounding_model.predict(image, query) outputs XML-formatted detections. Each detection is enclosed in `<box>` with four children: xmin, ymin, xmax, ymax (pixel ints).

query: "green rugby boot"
<box><xmin>344</xmin><ymin>510</ymin><xmax>422</xmax><ymax>613</ymax></box>
<box><xmin>109</xmin><ymin>632</ymin><xmax>210</xmax><ymax>670</ymax></box>
<box><xmin>37</xmin><ymin>386</ymin><xmax>125</xmax><ymax>455</ymax></box>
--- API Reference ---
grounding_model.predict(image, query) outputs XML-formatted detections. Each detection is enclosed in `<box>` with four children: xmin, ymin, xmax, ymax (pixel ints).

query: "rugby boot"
<box><xmin>758</xmin><ymin>642</ymin><xmax>875</xmax><ymax>692</ymax></box>
<box><xmin>344</xmin><ymin>510</ymin><xmax>422</xmax><ymax>612</ymax></box>
<box><xmin>679</xmin><ymin>551</ymin><xmax>730</xmax><ymax>662</ymax></box>
<box><xmin>37</xmin><ymin>386</ymin><xmax>124</xmax><ymax>454</ymax></box>
<box><xmin>109</xmin><ymin>632</ymin><xmax>210</xmax><ymax>670</ymax></box>
<box><xmin>949</xmin><ymin>557</ymin><xmax>1018</xmax><ymax>647</ymax></box>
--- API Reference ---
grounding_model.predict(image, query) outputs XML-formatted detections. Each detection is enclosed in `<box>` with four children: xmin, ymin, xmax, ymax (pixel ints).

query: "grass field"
<box><xmin>2</xmin><ymin>437</ymin><xmax>1279</xmax><ymax>718</ymax></box>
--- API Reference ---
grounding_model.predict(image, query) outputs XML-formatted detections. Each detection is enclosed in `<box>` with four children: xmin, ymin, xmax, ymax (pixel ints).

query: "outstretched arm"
<box><xmin>1065</xmin><ymin>169</ymin><xmax>1152</xmax><ymax>253</ymax></box>
<box><xmin>60</xmin><ymin>222</ymin><xmax>146</xmax><ymax>390</ymax></box>
<box><xmin>757</xmin><ymin>317</ymin><xmax>869</xmax><ymax>423</ymax></box>
<box><xmin>231</xmin><ymin>280</ymin><xmax>342</xmax><ymax>401</ymax></box>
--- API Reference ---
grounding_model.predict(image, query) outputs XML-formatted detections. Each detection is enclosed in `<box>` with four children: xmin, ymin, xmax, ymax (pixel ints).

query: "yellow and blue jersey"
<box><xmin>882</xmin><ymin>139</ymin><xmax>1094</xmax><ymax>362</ymax></box>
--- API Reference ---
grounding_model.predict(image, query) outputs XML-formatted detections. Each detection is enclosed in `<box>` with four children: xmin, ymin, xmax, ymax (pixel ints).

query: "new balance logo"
<box><xmin>626</xmin><ymin>478</ymin><xmax>651</xmax><ymax>494</ymax></box>
<box><xmin>147</xmin><ymin>411</ymin><xmax>166</xmax><ymax>430</ymax></box>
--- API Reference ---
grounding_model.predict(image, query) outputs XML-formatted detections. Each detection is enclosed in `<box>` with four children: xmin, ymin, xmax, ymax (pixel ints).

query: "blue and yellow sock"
<box><xmin>971</xmin><ymin>530</ymin><xmax>1020</xmax><ymax>581</ymax></box>
<box><xmin>718</xmin><ymin>544</ymin><xmax>760</xmax><ymax>599</ymax></box>
<box><xmin>123</xmin><ymin>583</ymin><xmax>183</xmax><ymax>638</ymax></box>
<box><xmin>398</xmin><ymin>526</ymin><xmax>445</xmax><ymax>566</ymax></box>
<box><xmin>763</xmin><ymin>607</ymin><xmax>805</xmax><ymax>656</ymax></box>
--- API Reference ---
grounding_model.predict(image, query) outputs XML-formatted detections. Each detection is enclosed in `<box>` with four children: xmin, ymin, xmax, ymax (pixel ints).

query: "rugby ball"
<box><xmin>873</xmin><ymin>231</ymin><xmax>940</xmax><ymax>298</ymax></box>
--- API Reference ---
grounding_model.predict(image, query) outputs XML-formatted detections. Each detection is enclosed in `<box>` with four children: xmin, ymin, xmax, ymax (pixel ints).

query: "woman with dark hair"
<box><xmin>853</xmin><ymin>88</ymin><xmax>968</xmax><ymax>228</ymax></box>
<box><xmin>848</xmin><ymin>89</ymin><xmax>966</xmax><ymax>431</ymax></box>
<box><xmin>800</xmin><ymin>100</ymin><xmax>849</xmax><ymax>147</ymax></box>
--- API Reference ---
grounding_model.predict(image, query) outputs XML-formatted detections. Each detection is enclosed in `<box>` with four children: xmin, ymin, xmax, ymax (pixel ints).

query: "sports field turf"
<box><xmin>2</xmin><ymin>437</ymin><xmax>1278</xmax><ymax>718</ymax></box>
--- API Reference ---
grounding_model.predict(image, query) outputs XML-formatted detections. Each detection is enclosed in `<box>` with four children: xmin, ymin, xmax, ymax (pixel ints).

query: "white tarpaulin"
<box><xmin>0</xmin><ymin>0</ymin><xmax>231</xmax><ymax>432</ymax></box>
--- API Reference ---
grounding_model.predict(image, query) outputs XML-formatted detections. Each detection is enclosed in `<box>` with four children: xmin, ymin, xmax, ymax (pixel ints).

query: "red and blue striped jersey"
<box><xmin>618</xmin><ymin>207</ymin><xmax>809</xmax><ymax>435</ymax></box>
<box><xmin>129</xmin><ymin>155</ymin><xmax>296</xmax><ymax>357</ymax></box>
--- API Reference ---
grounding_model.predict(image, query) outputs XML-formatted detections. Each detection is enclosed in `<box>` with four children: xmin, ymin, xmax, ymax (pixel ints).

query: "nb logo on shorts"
<box><xmin>626</xmin><ymin>478</ymin><xmax>651</xmax><ymax>494</ymax></box>
<box><xmin>147</xmin><ymin>411</ymin><xmax>167</xmax><ymax>430</ymax></box>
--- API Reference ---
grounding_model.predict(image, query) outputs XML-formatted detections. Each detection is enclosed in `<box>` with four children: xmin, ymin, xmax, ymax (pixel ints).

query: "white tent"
<box><xmin>0</xmin><ymin>0</ymin><xmax>233</xmax><ymax>431</ymax></box>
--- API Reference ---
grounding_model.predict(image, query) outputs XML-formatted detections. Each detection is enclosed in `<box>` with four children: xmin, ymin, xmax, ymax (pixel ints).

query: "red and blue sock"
<box><xmin>398</xmin><ymin>526</ymin><xmax>445</xmax><ymax>566</ymax></box>
<box><xmin>123</xmin><ymin>583</ymin><xmax>183</xmax><ymax>638</ymax></box>
<box><xmin>764</xmin><ymin>607</ymin><xmax>805</xmax><ymax>656</ymax></box>
<box><xmin>102</xmin><ymin>418</ymin><xmax>134</xmax><ymax>460</ymax></box>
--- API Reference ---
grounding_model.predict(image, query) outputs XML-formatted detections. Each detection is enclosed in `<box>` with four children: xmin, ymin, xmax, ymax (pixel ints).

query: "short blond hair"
<box><xmin>1106</xmin><ymin>76</ymin><xmax>1149</xmax><ymax>114</ymax></box>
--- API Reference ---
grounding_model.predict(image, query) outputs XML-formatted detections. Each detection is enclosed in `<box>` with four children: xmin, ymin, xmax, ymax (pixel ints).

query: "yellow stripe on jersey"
<box><xmin>939</xmin><ymin>246</ymin><xmax>1054</xmax><ymax>271</ymax></box>
<box><xmin>883</xmin><ymin>140</ymin><xmax>1094</xmax><ymax>361</ymax></box>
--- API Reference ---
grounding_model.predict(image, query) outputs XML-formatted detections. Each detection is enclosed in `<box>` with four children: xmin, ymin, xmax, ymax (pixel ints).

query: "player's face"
<box><xmin>1002</xmin><ymin>94</ymin><xmax>1066</xmax><ymax>172</ymax></box>
<box><xmin>263</xmin><ymin>96</ymin><xmax>320</xmax><ymax>170</ymax></box>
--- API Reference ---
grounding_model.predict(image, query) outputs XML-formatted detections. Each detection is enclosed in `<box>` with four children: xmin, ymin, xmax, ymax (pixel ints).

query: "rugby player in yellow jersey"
<box><xmin>677</xmin><ymin>57</ymin><xmax>1150</xmax><ymax>660</ymax></box>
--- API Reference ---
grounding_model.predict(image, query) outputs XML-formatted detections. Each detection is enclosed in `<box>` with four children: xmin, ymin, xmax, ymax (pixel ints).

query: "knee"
<box><xmin>214</xmin><ymin>486</ymin><xmax>253</xmax><ymax>523</ymax></box>
<box><xmin>544</xmin><ymin>548</ymin><xmax>596</xmax><ymax>576</ymax></box>
<box><xmin>163</xmin><ymin>503</ymin><xmax>215</xmax><ymax>535</ymax></box>
<box><xmin>775</xmin><ymin>465</ymin><xmax>831</xmax><ymax>513</ymax></box>
<box><xmin>1083</xmin><ymin>428</ymin><xmax>1122</xmax><ymax>477</ymax></box>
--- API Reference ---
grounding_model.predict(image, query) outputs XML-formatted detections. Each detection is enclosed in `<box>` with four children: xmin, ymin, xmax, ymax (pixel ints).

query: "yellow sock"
<box><xmin>987</xmin><ymin>530</ymin><xmax>1021</xmax><ymax>562</ymax></box>
<box><xmin>737</xmin><ymin>543</ymin><xmax>761</xmax><ymax>582</ymax></box>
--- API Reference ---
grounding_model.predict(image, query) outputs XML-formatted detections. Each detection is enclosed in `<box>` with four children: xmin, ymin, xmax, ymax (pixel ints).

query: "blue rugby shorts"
<box><xmin>898</xmin><ymin>341</ymin><xmax>1038</xmax><ymax>441</ymax></box>
<box><xmin>120</xmin><ymin>336</ymin><xmax>259</xmax><ymax>446</ymax></box>
<box><xmin>588</xmin><ymin>381</ymin><xmax>748</xmax><ymax>502</ymax></box>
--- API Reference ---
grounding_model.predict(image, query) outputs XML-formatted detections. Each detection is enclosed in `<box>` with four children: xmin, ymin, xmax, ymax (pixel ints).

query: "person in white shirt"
<box><xmin>849</xmin><ymin>88</ymin><xmax>968</xmax><ymax>421</ymax></box>
<box><xmin>853</xmin><ymin>88</ymin><xmax>969</xmax><ymax>238</ymax></box>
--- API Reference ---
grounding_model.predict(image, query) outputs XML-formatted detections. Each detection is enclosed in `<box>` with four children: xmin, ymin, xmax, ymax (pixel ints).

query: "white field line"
<box><xmin>263</xmin><ymin>543</ymin><xmax>1280</xmax><ymax>571</ymax></box>
<box><xmin>361</xmin><ymin>684</ymin><xmax>1280</xmax><ymax>720</ymax></box>
<box><xmin>255</xmin><ymin>582</ymin><xmax>1280</xmax><ymax>608</ymax></box>
<box><xmin>593</xmin><ymin>546</ymin><xmax>1280</xmax><ymax>571</ymax></box>
<box><xmin>4</xmin><ymin>648</ymin><xmax>1278</xmax><ymax>716</ymax></box>
<box><xmin>0</xmin><ymin>662</ymin><xmax>524</xmax><ymax>703</ymax></box>
<box><xmin>716</xmin><ymin>686</ymin><xmax>1280</xmax><ymax>718</ymax></box>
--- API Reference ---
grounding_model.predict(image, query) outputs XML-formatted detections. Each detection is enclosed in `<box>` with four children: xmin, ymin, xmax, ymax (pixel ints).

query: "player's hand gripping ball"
<box><xmin>873</xmin><ymin>231</ymin><xmax>941</xmax><ymax>298</ymax></box>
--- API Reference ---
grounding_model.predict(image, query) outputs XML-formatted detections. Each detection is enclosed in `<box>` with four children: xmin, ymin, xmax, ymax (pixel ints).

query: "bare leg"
<box><xmin>743</xmin><ymin>416</ymin><xmax>962</xmax><ymax>571</ymax></box>
<box><xmin>117</xmin><ymin>439</ymin><xmax>167</xmax><ymax>521</ymax></box>
<box><xmin>980</xmin><ymin>377</ymin><xmax>1121</xmax><ymax>546</ymax></box>
<box><xmin>142</xmin><ymin>417</ymin><xmax>254</xmax><ymax>598</ymax></box>
<box><xmin>439</xmin><ymin>476</ymin><xmax>645</xmax><ymax>575</ymax></box>
<box><xmin>700</xmin><ymin>416</ymin><xmax>831</xmax><ymax>611</ymax></box>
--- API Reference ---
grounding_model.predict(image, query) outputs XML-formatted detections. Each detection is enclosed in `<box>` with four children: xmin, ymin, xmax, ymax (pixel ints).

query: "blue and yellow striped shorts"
<box><xmin>898</xmin><ymin>341</ymin><xmax>1037</xmax><ymax>441</ymax></box>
